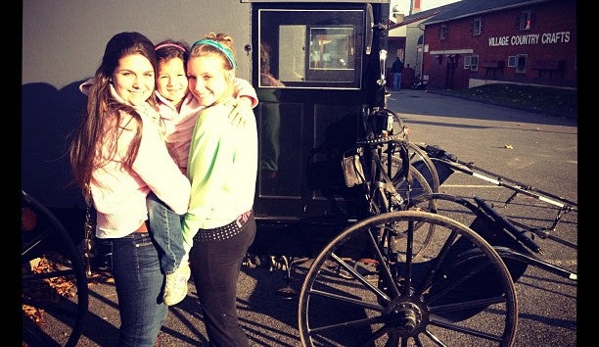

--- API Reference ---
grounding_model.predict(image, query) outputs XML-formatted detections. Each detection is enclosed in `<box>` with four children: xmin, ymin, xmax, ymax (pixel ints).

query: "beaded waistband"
<box><xmin>194</xmin><ymin>210</ymin><xmax>253</xmax><ymax>242</ymax></box>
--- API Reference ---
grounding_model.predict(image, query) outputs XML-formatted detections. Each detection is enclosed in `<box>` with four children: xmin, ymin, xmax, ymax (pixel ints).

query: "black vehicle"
<box><xmin>250</xmin><ymin>0</ymin><xmax>394</xmax><ymax>257</ymax></box>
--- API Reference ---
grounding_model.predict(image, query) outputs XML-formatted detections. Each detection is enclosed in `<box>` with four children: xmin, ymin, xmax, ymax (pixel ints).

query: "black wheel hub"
<box><xmin>387</xmin><ymin>300</ymin><xmax>425</xmax><ymax>333</ymax></box>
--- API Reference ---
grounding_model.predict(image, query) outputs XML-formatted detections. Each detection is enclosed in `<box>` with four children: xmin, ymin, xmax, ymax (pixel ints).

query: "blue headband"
<box><xmin>191</xmin><ymin>39</ymin><xmax>237</xmax><ymax>69</ymax></box>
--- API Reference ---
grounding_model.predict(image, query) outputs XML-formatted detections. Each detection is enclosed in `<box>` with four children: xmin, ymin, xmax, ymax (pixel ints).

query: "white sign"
<box><xmin>488</xmin><ymin>31</ymin><xmax>570</xmax><ymax>46</ymax></box>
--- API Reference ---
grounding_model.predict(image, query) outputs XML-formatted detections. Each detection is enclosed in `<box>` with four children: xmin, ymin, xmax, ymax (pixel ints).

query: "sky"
<box><xmin>390</xmin><ymin>0</ymin><xmax>461</xmax><ymax>15</ymax></box>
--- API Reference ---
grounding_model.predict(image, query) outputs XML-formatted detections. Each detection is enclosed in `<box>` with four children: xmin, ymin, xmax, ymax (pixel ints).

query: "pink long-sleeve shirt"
<box><xmin>90</xmin><ymin>87</ymin><xmax>191</xmax><ymax>239</ymax></box>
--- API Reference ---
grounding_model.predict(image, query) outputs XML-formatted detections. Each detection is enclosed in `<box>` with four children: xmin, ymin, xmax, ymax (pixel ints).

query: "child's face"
<box><xmin>112</xmin><ymin>54</ymin><xmax>155</xmax><ymax>106</ymax></box>
<box><xmin>156</xmin><ymin>57</ymin><xmax>188</xmax><ymax>104</ymax></box>
<box><xmin>187</xmin><ymin>54</ymin><xmax>233</xmax><ymax>107</ymax></box>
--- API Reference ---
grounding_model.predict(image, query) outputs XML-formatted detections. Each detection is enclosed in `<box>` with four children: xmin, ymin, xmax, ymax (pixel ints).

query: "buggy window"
<box><xmin>258</xmin><ymin>8</ymin><xmax>365</xmax><ymax>89</ymax></box>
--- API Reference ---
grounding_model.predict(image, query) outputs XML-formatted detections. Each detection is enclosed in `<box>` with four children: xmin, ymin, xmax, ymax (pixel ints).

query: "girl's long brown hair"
<box><xmin>69</xmin><ymin>32</ymin><xmax>158</xmax><ymax>197</ymax></box>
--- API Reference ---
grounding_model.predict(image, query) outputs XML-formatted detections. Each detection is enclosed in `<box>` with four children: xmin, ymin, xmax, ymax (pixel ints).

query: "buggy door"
<box><xmin>250</xmin><ymin>1</ymin><xmax>389</xmax><ymax>223</ymax></box>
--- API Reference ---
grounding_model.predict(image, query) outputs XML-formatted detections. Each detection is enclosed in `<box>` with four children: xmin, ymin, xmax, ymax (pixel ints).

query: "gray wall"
<box><xmin>22</xmin><ymin>0</ymin><xmax>252</xmax><ymax>209</ymax></box>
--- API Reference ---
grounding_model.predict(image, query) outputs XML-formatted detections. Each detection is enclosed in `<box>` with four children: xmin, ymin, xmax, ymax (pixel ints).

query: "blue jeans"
<box><xmin>393</xmin><ymin>72</ymin><xmax>402</xmax><ymax>90</ymax></box>
<box><xmin>146</xmin><ymin>192</ymin><xmax>185</xmax><ymax>274</ymax></box>
<box><xmin>189</xmin><ymin>213</ymin><xmax>256</xmax><ymax>347</ymax></box>
<box><xmin>96</xmin><ymin>232</ymin><xmax>168</xmax><ymax>347</ymax></box>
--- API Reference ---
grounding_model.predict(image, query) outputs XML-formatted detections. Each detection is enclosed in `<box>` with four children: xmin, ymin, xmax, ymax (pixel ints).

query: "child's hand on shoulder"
<box><xmin>228</xmin><ymin>96</ymin><xmax>254</xmax><ymax>128</ymax></box>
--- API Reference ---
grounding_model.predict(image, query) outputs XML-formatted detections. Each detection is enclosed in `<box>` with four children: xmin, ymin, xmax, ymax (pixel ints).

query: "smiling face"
<box><xmin>156</xmin><ymin>57</ymin><xmax>188</xmax><ymax>105</ymax></box>
<box><xmin>111</xmin><ymin>53</ymin><xmax>155</xmax><ymax>106</ymax></box>
<box><xmin>186</xmin><ymin>54</ymin><xmax>233</xmax><ymax>107</ymax></box>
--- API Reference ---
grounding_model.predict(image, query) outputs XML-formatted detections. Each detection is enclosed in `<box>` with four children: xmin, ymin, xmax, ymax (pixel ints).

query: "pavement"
<box><xmin>70</xmin><ymin>261</ymin><xmax>311</xmax><ymax>347</ymax></box>
<box><xmin>25</xmin><ymin>89</ymin><xmax>577</xmax><ymax>347</ymax></box>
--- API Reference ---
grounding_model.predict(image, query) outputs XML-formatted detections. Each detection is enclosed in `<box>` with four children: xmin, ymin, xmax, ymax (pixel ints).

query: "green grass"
<box><xmin>433</xmin><ymin>84</ymin><xmax>577</xmax><ymax>120</ymax></box>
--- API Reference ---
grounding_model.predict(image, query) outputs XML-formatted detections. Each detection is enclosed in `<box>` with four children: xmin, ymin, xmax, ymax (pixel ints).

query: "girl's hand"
<box><xmin>228</xmin><ymin>96</ymin><xmax>253</xmax><ymax>127</ymax></box>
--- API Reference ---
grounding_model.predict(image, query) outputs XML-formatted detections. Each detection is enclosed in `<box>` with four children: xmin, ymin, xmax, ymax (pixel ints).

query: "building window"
<box><xmin>469</xmin><ymin>55</ymin><xmax>479</xmax><ymax>72</ymax></box>
<box><xmin>508</xmin><ymin>55</ymin><xmax>527</xmax><ymax>73</ymax></box>
<box><xmin>518</xmin><ymin>11</ymin><xmax>532</xmax><ymax>31</ymax></box>
<box><xmin>464</xmin><ymin>54</ymin><xmax>479</xmax><ymax>71</ymax></box>
<box><xmin>439</xmin><ymin>25</ymin><xmax>447</xmax><ymax>40</ymax></box>
<box><xmin>516</xmin><ymin>54</ymin><xmax>527</xmax><ymax>74</ymax></box>
<box><xmin>472</xmin><ymin>18</ymin><xmax>482</xmax><ymax>36</ymax></box>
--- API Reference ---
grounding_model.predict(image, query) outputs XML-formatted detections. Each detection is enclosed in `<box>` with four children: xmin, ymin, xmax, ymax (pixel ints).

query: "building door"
<box><xmin>444</xmin><ymin>55</ymin><xmax>458</xmax><ymax>89</ymax></box>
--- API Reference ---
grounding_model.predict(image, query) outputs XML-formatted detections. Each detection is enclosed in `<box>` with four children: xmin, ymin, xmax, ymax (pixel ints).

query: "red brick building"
<box><xmin>420</xmin><ymin>0</ymin><xmax>577</xmax><ymax>90</ymax></box>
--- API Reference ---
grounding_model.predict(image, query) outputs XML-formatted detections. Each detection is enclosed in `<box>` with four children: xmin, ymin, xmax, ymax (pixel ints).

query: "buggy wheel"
<box><xmin>405</xmin><ymin>141</ymin><xmax>440</xmax><ymax>194</ymax></box>
<box><xmin>298</xmin><ymin>210</ymin><xmax>518</xmax><ymax>347</ymax></box>
<box><xmin>21</xmin><ymin>190</ymin><xmax>89</xmax><ymax>347</ymax></box>
<box><xmin>367</xmin><ymin>164</ymin><xmax>436</xmax><ymax>262</ymax></box>
<box><xmin>386</xmin><ymin>141</ymin><xmax>440</xmax><ymax>194</ymax></box>
<box><xmin>375</xmin><ymin>149</ymin><xmax>438</xmax><ymax>261</ymax></box>
<box><xmin>368</xmin><ymin>163</ymin><xmax>435</xmax><ymax>214</ymax></box>
<box><xmin>376</xmin><ymin>140</ymin><xmax>439</xmax><ymax>220</ymax></box>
